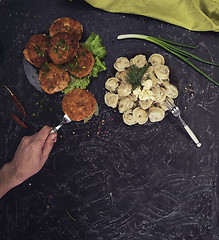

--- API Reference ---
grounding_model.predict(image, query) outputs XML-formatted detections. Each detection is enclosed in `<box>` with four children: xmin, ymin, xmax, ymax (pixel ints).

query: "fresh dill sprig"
<box><xmin>126</xmin><ymin>64</ymin><xmax>149</xmax><ymax>89</ymax></box>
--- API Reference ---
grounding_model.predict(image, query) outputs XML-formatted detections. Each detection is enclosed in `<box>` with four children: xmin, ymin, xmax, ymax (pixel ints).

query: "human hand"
<box><xmin>10</xmin><ymin>126</ymin><xmax>57</xmax><ymax>186</ymax></box>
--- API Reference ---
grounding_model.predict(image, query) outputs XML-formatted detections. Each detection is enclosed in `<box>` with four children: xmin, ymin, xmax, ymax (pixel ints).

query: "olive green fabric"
<box><xmin>85</xmin><ymin>0</ymin><xmax>219</xmax><ymax>32</ymax></box>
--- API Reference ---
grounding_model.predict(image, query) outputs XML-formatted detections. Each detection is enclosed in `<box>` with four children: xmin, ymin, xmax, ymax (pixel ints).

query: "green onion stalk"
<box><xmin>117</xmin><ymin>34</ymin><xmax>219</xmax><ymax>87</ymax></box>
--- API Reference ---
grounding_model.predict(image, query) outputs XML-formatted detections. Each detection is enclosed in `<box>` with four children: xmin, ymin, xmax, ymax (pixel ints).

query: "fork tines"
<box><xmin>164</xmin><ymin>98</ymin><xmax>175</xmax><ymax>110</ymax></box>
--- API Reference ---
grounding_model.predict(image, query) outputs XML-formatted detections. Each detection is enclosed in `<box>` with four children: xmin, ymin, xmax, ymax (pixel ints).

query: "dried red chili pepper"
<box><xmin>10</xmin><ymin>113</ymin><xmax>28</xmax><ymax>129</ymax></box>
<box><xmin>4</xmin><ymin>85</ymin><xmax>26</xmax><ymax>118</ymax></box>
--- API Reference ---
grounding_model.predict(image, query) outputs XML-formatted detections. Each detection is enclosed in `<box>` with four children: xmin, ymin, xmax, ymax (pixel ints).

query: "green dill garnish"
<box><xmin>58</xmin><ymin>39</ymin><xmax>66</xmax><ymax>47</ymax></box>
<box><xmin>65</xmin><ymin>209</ymin><xmax>76</xmax><ymax>221</ymax></box>
<box><xmin>62</xmin><ymin>44</ymin><xmax>70</xmax><ymax>50</ymax></box>
<box><xmin>47</xmin><ymin>41</ymin><xmax>51</xmax><ymax>47</ymax></box>
<box><xmin>41</xmin><ymin>62</ymin><xmax>51</xmax><ymax>74</ymax></box>
<box><xmin>41</xmin><ymin>62</ymin><xmax>48</xmax><ymax>68</ymax></box>
<box><xmin>58</xmin><ymin>40</ymin><xmax>63</xmax><ymax>46</ymax></box>
<box><xmin>34</xmin><ymin>44</ymin><xmax>45</xmax><ymax>58</ymax></box>
<box><xmin>34</xmin><ymin>45</ymin><xmax>40</xmax><ymax>50</ymax></box>
<box><xmin>65</xmin><ymin>25</ymin><xmax>71</xmax><ymax>31</ymax></box>
<box><xmin>126</xmin><ymin>64</ymin><xmax>149</xmax><ymax>89</ymax></box>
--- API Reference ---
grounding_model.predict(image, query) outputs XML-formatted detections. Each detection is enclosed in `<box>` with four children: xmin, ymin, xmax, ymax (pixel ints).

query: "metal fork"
<box><xmin>164</xmin><ymin>99</ymin><xmax>201</xmax><ymax>147</ymax></box>
<box><xmin>50</xmin><ymin>114</ymin><xmax>72</xmax><ymax>134</ymax></box>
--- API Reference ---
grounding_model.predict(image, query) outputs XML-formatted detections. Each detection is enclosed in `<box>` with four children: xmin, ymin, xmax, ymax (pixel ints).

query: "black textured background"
<box><xmin>0</xmin><ymin>0</ymin><xmax>219</xmax><ymax>239</ymax></box>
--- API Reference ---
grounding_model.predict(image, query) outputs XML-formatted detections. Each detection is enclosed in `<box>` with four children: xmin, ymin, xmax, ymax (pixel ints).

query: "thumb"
<box><xmin>42</xmin><ymin>133</ymin><xmax>57</xmax><ymax>162</ymax></box>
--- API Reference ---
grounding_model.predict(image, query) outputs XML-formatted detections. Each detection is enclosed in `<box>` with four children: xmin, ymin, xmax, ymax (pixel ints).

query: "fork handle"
<box><xmin>50</xmin><ymin>123</ymin><xmax>63</xmax><ymax>134</ymax></box>
<box><xmin>178</xmin><ymin>116</ymin><xmax>201</xmax><ymax>147</ymax></box>
<box><xmin>50</xmin><ymin>129</ymin><xmax>57</xmax><ymax>134</ymax></box>
<box><xmin>184</xmin><ymin>125</ymin><xmax>201</xmax><ymax>147</ymax></box>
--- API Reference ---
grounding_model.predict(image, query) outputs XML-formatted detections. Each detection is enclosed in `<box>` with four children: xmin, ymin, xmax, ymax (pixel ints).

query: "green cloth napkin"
<box><xmin>85</xmin><ymin>0</ymin><xmax>219</xmax><ymax>32</ymax></box>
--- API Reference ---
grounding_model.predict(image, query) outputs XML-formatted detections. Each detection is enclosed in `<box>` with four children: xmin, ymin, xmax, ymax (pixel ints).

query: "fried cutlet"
<box><xmin>39</xmin><ymin>63</ymin><xmax>70</xmax><ymax>94</ymax></box>
<box><xmin>49</xmin><ymin>17</ymin><xmax>83</xmax><ymax>40</ymax></box>
<box><xmin>66</xmin><ymin>46</ymin><xmax>95</xmax><ymax>78</ymax></box>
<box><xmin>48</xmin><ymin>32</ymin><xmax>79</xmax><ymax>65</ymax></box>
<box><xmin>23</xmin><ymin>34</ymin><xmax>50</xmax><ymax>68</ymax></box>
<box><xmin>62</xmin><ymin>88</ymin><xmax>96</xmax><ymax>121</ymax></box>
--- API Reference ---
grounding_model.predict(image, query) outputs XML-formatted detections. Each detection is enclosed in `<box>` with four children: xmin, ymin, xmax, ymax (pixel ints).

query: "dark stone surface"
<box><xmin>0</xmin><ymin>0</ymin><xmax>218</xmax><ymax>239</ymax></box>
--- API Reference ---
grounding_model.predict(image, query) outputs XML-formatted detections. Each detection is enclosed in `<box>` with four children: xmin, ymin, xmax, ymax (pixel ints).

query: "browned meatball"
<box><xmin>66</xmin><ymin>46</ymin><xmax>95</xmax><ymax>78</ymax></box>
<box><xmin>49</xmin><ymin>17</ymin><xmax>83</xmax><ymax>40</ymax></box>
<box><xmin>39</xmin><ymin>63</ymin><xmax>70</xmax><ymax>94</ymax></box>
<box><xmin>23</xmin><ymin>34</ymin><xmax>50</xmax><ymax>68</ymax></box>
<box><xmin>62</xmin><ymin>88</ymin><xmax>96</xmax><ymax>121</ymax></box>
<box><xmin>48</xmin><ymin>32</ymin><xmax>79</xmax><ymax>65</ymax></box>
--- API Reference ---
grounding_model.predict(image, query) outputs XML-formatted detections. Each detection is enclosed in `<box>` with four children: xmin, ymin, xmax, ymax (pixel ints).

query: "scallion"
<box><xmin>117</xmin><ymin>34</ymin><xmax>219</xmax><ymax>87</ymax></box>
